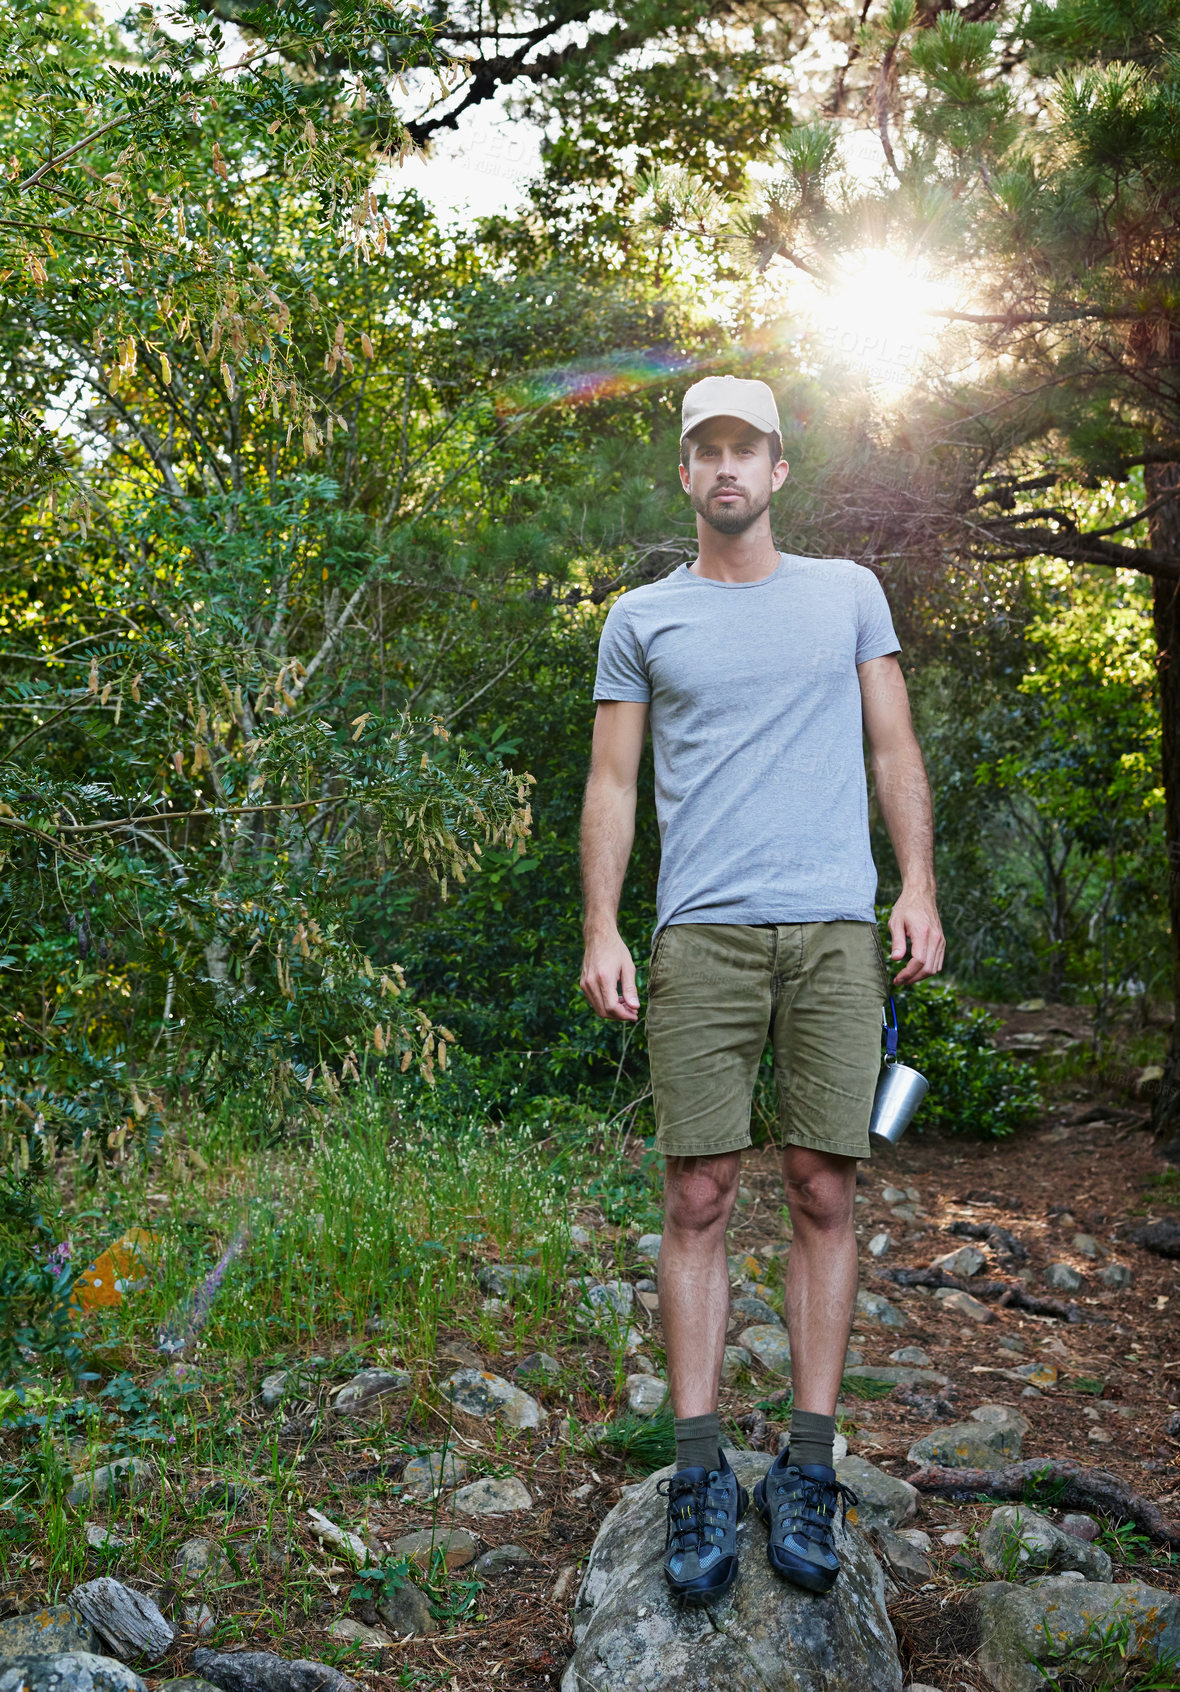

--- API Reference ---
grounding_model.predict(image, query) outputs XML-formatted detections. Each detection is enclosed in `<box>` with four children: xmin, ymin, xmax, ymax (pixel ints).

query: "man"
<box><xmin>579</xmin><ymin>374</ymin><xmax>944</xmax><ymax>1605</ymax></box>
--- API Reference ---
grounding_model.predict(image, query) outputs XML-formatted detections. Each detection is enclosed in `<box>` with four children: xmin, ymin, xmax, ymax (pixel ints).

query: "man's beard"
<box><xmin>691</xmin><ymin>485</ymin><xmax>771</xmax><ymax>535</ymax></box>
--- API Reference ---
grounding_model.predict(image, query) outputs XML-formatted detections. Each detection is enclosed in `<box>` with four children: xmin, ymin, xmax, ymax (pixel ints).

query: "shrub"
<box><xmin>891</xmin><ymin>979</ymin><xmax>1041</xmax><ymax>1139</ymax></box>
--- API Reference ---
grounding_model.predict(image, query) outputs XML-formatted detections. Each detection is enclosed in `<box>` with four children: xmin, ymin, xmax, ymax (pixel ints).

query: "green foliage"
<box><xmin>386</xmin><ymin>619</ymin><xmax>663</xmax><ymax>1120</ymax></box>
<box><xmin>891</xmin><ymin>976</ymin><xmax>1041</xmax><ymax>1138</ymax></box>
<box><xmin>1029</xmin><ymin>1610</ymin><xmax>1180</xmax><ymax>1690</ymax></box>
<box><xmin>839</xmin><ymin>1375</ymin><xmax>896</xmax><ymax>1400</ymax></box>
<box><xmin>0</xmin><ymin>1154</ymin><xmax>81</xmax><ymax>1380</ymax></box>
<box><xmin>4</xmin><ymin>0</ymin><xmax>445</xmax><ymax>459</ymax></box>
<box><xmin>349</xmin><ymin>1555</ymin><xmax>415</xmax><ymax>1608</ymax></box>
<box><xmin>1094</xmin><ymin>1519</ymin><xmax>1155</xmax><ymax>1564</ymax></box>
<box><xmin>589</xmin><ymin>1402</ymin><xmax>675</xmax><ymax>1474</ymax></box>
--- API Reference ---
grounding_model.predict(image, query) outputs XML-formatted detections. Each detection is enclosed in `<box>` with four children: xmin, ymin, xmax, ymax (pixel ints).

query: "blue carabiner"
<box><xmin>882</xmin><ymin>995</ymin><xmax>899</xmax><ymax>1062</ymax></box>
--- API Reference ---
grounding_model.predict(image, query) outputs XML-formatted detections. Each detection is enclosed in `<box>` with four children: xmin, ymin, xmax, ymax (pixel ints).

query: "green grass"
<box><xmin>0</xmin><ymin>1087</ymin><xmax>669</xmax><ymax>1610</ymax></box>
<box><xmin>839</xmin><ymin>1375</ymin><xmax>897</xmax><ymax>1400</ymax></box>
<box><xmin>1029</xmin><ymin>1611</ymin><xmax>1180</xmax><ymax>1690</ymax></box>
<box><xmin>62</xmin><ymin>1090</ymin><xmax>621</xmax><ymax>1371</ymax></box>
<box><xmin>587</xmin><ymin>1404</ymin><xmax>676</xmax><ymax>1473</ymax></box>
<box><xmin>1064</xmin><ymin>1375</ymin><xmax>1107</xmax><ymax>1395</ymax></box>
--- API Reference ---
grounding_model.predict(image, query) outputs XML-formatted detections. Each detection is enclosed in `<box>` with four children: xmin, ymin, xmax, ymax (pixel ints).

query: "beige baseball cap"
<box><xmin>680</xmin><ymin>374</ymin><xmax>780</xmax><ymax>442</ymax></box>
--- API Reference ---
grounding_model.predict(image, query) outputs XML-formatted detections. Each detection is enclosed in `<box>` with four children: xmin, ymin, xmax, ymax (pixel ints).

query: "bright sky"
<box><xmin>388</xmin><ymin>100</ymin><xmax>543</xmax><ymax>224</ymax></box>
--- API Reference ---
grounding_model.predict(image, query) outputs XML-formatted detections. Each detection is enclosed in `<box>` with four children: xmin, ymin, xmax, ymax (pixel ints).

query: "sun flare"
<box><xmin>805</xmin><ymin>249</ymin><xmax>955</xmax><ymax>390</ymax></box>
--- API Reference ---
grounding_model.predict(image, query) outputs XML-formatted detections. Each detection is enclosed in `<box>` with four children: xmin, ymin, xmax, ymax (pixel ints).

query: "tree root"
<box><xmin>877</xmin><ymin>1265</ymin><xmax>1105</xmax><ymax>1323</ymax></box>
<box><xmin>908</xmin><ymin>1457</ymin><xmax>1180</xmax><ymax>1548</ymax></box>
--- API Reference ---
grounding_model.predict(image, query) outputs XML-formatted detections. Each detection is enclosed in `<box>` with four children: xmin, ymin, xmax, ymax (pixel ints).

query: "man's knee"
<box><xmin>783</xmin><ymin>1149</ymin><xmax>857</xmax><ymax>1229</ymax></box>
<box><xmin>664</xmin><ymin>1152</ymin><xmax>741</xmax><ymax>1234</ymax></box>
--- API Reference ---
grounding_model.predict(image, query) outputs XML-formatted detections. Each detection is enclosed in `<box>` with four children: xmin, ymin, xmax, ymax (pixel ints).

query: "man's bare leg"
<box><xmin>657</xmin><ymin>1148</ymin><xmax>747</xmax><ymax>1601</ymax></box>
<box><xmin>782</xmin><ymin>1144</ymin><xmax>859</xmax><ymax>1412</ymax></box>
<box><xmin>659</xmin><ymin>1150</ymin><xmax>742</xmax><ymax>1439</ymax></box>
<box><xmin>752</xmin><ymin>1146</ymin><xmax>860</xmax><ymax>1593</ymax></box>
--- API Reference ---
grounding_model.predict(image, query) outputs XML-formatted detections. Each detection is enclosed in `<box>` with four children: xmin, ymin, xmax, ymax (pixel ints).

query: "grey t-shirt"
<box><xmin>592</xmin><ymin>553</ymin><xmax>901</xmax><ymax>931</ymax></box>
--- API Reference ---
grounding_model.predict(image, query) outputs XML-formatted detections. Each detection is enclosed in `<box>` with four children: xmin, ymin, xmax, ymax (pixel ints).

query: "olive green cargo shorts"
<box><xmin>645</xmin><ymin>921</ymin><xmax>890</xmax><ymax>1161</ymax></box>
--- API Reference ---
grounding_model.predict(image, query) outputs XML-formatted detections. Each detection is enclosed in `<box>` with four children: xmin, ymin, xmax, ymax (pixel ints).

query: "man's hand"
<box><xmin>887</xmin><ymin>890</ymin><xmax>945</xmax><ymax>988</ymax></box>
<box><xmin>581</xmin><ymin>929</ymin><xmax>640</xmax><ymax>1021</ymax></box>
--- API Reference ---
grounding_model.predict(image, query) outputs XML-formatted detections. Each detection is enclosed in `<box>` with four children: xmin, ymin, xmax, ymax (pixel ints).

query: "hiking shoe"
<box><xmin>657</xmin><ymin>1447</ymin><xmax>749</xmax><ymax>1604</ymax></box>
<box><xmin>753</xmin><ymin>1455</ymin><xmax>859</xmax><ymax>1594</ymax></box>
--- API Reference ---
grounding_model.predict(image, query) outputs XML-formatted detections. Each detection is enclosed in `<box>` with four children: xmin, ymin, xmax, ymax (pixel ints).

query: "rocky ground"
<box><xmin>2</xmin><ymin>1016</ymin><xmax>1180</xmax><ymax>1692</ymax></box>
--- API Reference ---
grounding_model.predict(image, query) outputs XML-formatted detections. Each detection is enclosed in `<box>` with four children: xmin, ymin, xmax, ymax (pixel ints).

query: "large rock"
<box><xmin>933</xmin><ymin>1288</ymin><xmax>993</xmax><ymax>1323</ymax></box>
<box><xmin>400</xmin><ymin>1450</ymin><xmax>468</xmax><ymax>1500</ymax></box>
<box><xmin>191</xmin><ymin>1650</ymin><xmax>358</xmax><ymax>1692</ymax></box>
<box><xmin>0</xmin><ymin>1607</ymin><xmax>97</xmax><ymax>1659</ymax></box>
<box><xmin>450</xmin><ymin>1475</ymin><xmax>533</xmax><ymax>1516</ymax></box>
<box><xmin>171</xmin><ymin>1538</ymin><xmax>229</xmax><ymax>1583</ymax></box>
<box><xmin>626</xmin><ymin>1375</ymin><xmax>668</xmax><ymax>1417</ymax></box>
<box><xmin>856</xmin><ymin>1290</ymin><xmax>907</xmax><ymax>1329</ymax></box>
<box><xmin>973</xmin><ymin>1575</ymin><xmax>1180</xmax><ymax>1692</ymax></box>
<box><xmin>375</xmin><ymin>1583</ymin><xmax>437</xmax><ymax>1639</ymax></box>
<box><xmin>930</xmin><ymin>1245</ymin><xmax>986</xmax><ymax>1278</ymax></box>
<box><xmin>868</xmin><ymin>1526</ymin><xmax>932</xmax><ymax>1588</ymax></box>
<box><xmin>476</xmin><ymin>1264</ymin><xmax>539</xmax><ymax>1298</ymax></box>
<box><xmin>738</xmin><ymin>1325</ymin><xmax>792</xmax><ymax>1375</ymax></box>
<box><xmin>729</xmin><ymin>1296</ymin><xmax>781</xmax><ymax>1327</ymax></box>
<box><xmin>907</xmin><ymin>1413</ymin><xmax>1024</xmax><ymax>1469</ymax></box>
<box><xmin>1043</xmin><ymin>1262</ymin><xmax>1083</xmax><ymax>1293</ymax></box>
<box><xmin>976</xmin><ymin>1506</ymin><xmax>1112</xmax><ymax>1582</ymax></box>
<box><xmin>0</xmin><ymin>1657</ymin><xmax>147</xmax><ymax>1691</ymax></box>
<box><xmin>331</xmin><ymin>1368</ymin><xmax>411</xmax><ymax>1414</ymax></box>
<box><xmin>843</xmin><ymin>1366</ymin><xmax>949</xmax><ymax>1390</ymax></box>
<box><xmin>66</xmin><ymin>1582</ymin><xmax>173</xmax><ymax>1663</ymax></box>
<box><xmin>836</xmin><ymin>1456</ymin><xmax>919</xmax><ymax>1531</ymax></box>
<box><xmin>390</xmin><ymin>1527</ymin><xmax>477</xmax><ymax>1570</ymax></box>
<box><xmin>563</xmin><ymin>1451</ymin><xmax>901</xmax><ymax>1692</ymax></box>
<box><xmin>65</xmin><ymin>1459</ymin><xmax>153</xmax><ymax>1510</ymax></box>
<box><xmin>1128</xmin><ymin>1217</ymin><xmax>1180</xmax><ymax>1257</ymax></box>
<box><xmin>442</xmin><ymin>1368</ymin><xmax>545</xmax><ymax>1430</ymax></box>
<box><xmin>575</xmin><ymin>1280</ymin><xmax>636</xmax><ymax>1322</ymax></box>
<box><xmin>326</xmin><ymin>1618</ymin><xmax>391</xmax><ymax>1649</ymax></box>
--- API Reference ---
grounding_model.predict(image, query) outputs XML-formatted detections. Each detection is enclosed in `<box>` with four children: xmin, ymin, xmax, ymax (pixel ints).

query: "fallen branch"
<box><xmin>877</xmin><ymin>1265</ymin><xmax>1102</xmax><ymax>1324</ymax></box>
<box><xmin>908</xmin><ymin>1458</ymin><xmax>1180</xmax><ymax>1549</ymax></box>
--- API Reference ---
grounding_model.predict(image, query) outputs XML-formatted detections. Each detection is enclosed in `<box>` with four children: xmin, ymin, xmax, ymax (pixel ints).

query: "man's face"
<box><xmin>679</xmin><ymin>417</ymin><xmax>788</xmax><ymax>535</ymax></box>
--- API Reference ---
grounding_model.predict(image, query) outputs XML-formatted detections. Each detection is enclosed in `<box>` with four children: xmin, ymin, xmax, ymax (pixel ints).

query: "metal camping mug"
<box><xmin>868</xmin><ymin>997</ymin><xmax>929</xmax><ymax>1146</ymax></box>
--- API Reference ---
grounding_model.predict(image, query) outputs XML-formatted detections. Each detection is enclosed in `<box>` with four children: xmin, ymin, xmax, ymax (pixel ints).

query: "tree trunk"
<box><xmin>1148</xmin><ymin>463</ymin><xmax>1180</xmax><ymax>1138</ymax></box>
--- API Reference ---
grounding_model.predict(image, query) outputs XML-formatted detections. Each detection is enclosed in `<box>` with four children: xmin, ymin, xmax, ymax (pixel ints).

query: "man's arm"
<box><xmin>580</xmin><ymin>700</ymin><xmax>649</xmax><ymax>1020</ymax></box>
<box><xmin>859</xmin><ymin>654</ymin><xmax>945</xmax><ymax>986</ymax></box>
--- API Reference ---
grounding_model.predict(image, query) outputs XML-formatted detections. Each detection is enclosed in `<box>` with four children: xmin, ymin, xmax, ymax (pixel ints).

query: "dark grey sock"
<box><xmin>788</xmin><ymin>1408</ymin><xmax>836</xmax><ymax>1471</ymax></box>
<box><xmin>675</xmin><ymin>1411</ymin><xmax>721</xmax><ymax>1472</ymax></box>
